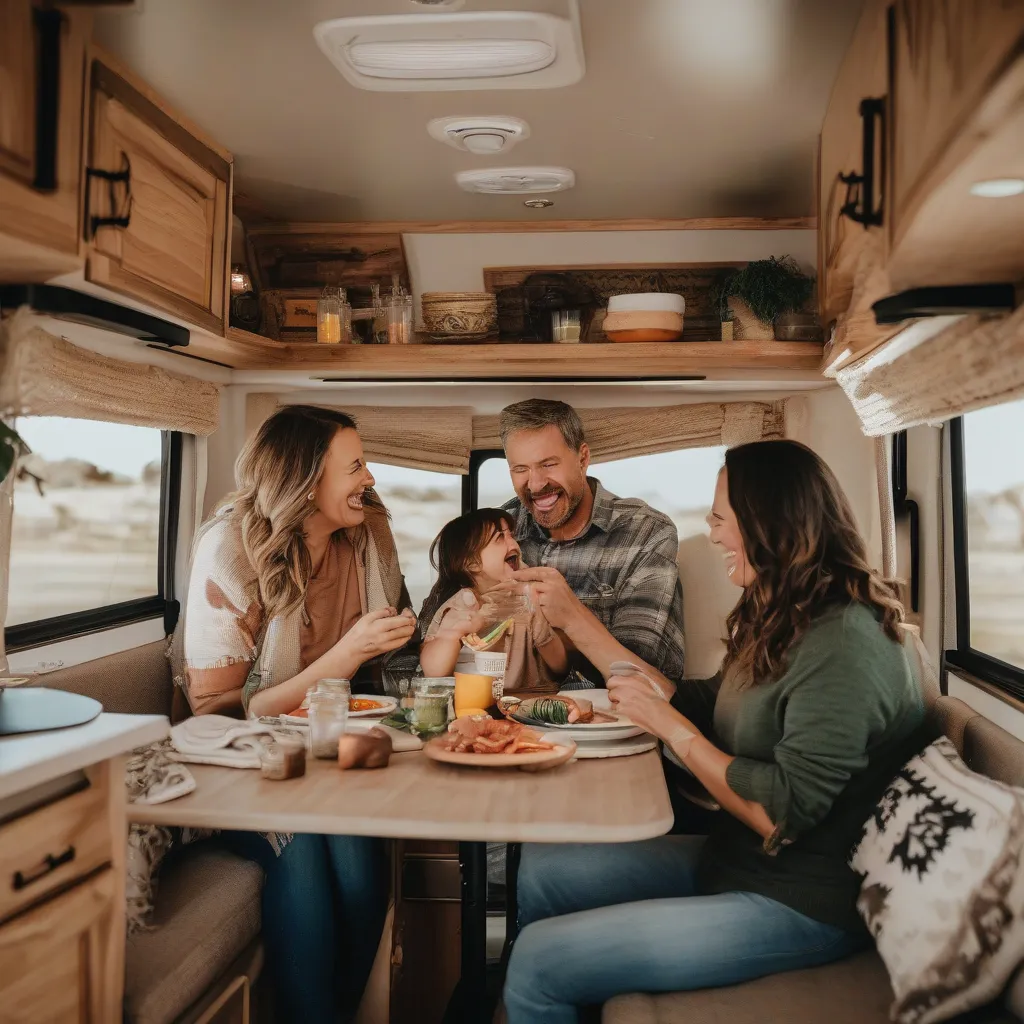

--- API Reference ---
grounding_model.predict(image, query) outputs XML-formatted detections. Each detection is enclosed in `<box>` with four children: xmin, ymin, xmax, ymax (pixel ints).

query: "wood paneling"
<box><xmin>817</xmin><ymin>0</ymin><xmax>889</xmax><ymax>329</ymax></box>
<box><xmin>0</xmin><ymin>869</ymin><xmax>115</xmax><ymax>1024</ymax></box>
<box><xmin>0</xmin><ymin>5</ymin><xmax>90</xmax><ymax>261</ymax></box>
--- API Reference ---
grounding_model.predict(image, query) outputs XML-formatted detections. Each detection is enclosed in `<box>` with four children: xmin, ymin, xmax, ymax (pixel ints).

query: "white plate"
<box><xmin>553</xmin><ymin>721</ymin><xmax>646</xmax><ymax>742</ymax></box>
<box><xmin>424</xmin><ymin>732</ymin><xmax>576</xmax><ymax>771</ymax></box>
<box><xmin>572</xmin><ymin>734</ymin><xmax>658</xmax><ymax>759</ymax></box>
<box><xmin>281</xmin><ymin>694</ymin><xmax>397</xmax><ymax>726</ymax></box>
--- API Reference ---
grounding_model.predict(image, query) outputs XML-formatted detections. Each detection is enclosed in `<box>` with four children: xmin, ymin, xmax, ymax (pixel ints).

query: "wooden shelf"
<box><xmin>219</xmin><ymin>331</ymin><xmax>824</xmax><ymax>377</ymax></box>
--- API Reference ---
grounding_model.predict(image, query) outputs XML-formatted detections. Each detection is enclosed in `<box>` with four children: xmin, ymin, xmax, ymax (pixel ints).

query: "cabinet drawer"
<box><xmin>0</xmin><ymin>769</ymin><xmax>112</xmax><ymax>924</ymax></box>
<box><xmin>0</xmin><ymin>868</ymin><xmax>115</xmax><ymax>1024</ymax></box>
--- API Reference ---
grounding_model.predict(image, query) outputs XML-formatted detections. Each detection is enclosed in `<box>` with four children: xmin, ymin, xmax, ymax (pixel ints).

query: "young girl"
<box><xmin>418</xmin><ymin>509</ymin><xmax>569</xmax><ymax>695</ymax></box>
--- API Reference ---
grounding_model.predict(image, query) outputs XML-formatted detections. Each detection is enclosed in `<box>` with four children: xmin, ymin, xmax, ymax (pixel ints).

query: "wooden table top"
<box><xmin>127</xmin><ymin>749</ymin><xmax>673</xmax><ymax>843</ymax></box>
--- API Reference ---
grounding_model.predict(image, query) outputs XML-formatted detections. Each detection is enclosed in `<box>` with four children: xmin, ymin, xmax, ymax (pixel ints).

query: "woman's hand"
<box><xmin>432</xmin><ymin>590</ymin><xmax>488</xmax><ymax>641</ymax></box>
<box><xmin>336</xmin><ymin>607</ymin><xmax>417</xmax><ymax>667</ymax></box>
<box><xmin>607</xmin><ymin>672</ymin><xmax>695</xmax><ymax>744</ymax></box>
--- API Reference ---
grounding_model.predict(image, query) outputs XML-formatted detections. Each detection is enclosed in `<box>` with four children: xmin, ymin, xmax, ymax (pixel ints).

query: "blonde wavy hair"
<box><xmin>221</xmin><ymin>404</ymin><xmax>383</xmax><ymax>621</ymax></box>
<box><xmin>722</xmin><ymin>439</ymin><xmax>904</xmax><ymax>685</ymax></box>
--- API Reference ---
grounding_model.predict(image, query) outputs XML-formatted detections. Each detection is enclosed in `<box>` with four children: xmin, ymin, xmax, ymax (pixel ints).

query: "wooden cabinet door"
<box><xmin>85</xmin><ymin>58</ymin><xmax>230</xmax><ymax>333</ymax></box>
<box><xmin>890</xmin><ymin>0</ymin><xmax>1024</xmax><ymax>240</ymax></box>
<box><xmin>817</xmin><ymin>0</ymin><xmax>890</xmax><ymax>329</ymax></box>
<box><xmin>0</xmin><ymin>3</ymin><xmax>88</xmax><ymax>266</ymax></box>
<box><xmin>0</xmin><ymin>870</ymin><xmax>115</xmax><ymax>1023</ymax></box>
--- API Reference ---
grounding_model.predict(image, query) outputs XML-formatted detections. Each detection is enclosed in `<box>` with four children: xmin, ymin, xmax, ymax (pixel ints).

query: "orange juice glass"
<box><xmin>454</xmin><ymin>672</ymin><xmax>494</xmax><ymax>718</ymax></box>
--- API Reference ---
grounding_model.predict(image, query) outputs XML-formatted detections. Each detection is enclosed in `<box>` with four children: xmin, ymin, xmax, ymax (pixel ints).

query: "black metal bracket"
<box><xmin>873</xmin><ymin>283</ymin><xmax>1018</xmax><ymax>325</ymax></box>
<box><xmin>32</xmin><ymin>7</ymin><xmax>63</xmax><ymax>192</ymax></box>
<box><xmin>84</xmin><ymin>155</ymin><xmax>132</xmax><ymax>239</ymax></box>
<box><xmin>892</xmin><ymin>432</ymin><xmax>920</xmax><ymax>613</ymax></box>
<box><xmin>839</xmin><ymin>97</ymin><xmax>886</xmax><ymax>228</ymax></box>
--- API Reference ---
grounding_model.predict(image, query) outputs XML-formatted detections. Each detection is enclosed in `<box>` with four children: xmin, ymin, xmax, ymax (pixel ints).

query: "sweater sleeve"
<box><xmin>724</xmin><ymin>631</ymin><xmax>891</xmax><ymax>841</ymax></box>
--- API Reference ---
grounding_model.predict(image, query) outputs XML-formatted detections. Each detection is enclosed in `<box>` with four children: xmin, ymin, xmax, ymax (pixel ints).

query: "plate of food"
<box><xmin>423</xmin><ymin>717</ymin><xmax>576</xmax><ymax>770</ymax></box>
<box><xmin>282</xmin><ymin>694</ymin><xmax>397</xmax><ymax>725</ymax></box>
<box><xmin>496</xmin><ymin>695</ymin><xmax>644</xmax><ymax>742</ymax></box>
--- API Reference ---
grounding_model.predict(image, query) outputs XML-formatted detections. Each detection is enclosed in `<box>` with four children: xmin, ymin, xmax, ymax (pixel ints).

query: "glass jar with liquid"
<box><xmin>308</xmin><ymin>679</ymin><xmax>351</xmax><ymax>758</ymax></box>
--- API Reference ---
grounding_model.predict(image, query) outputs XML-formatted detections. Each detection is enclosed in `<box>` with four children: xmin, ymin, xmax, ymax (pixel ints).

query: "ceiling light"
<box><xmin>969</xmin><ymin>178</ymin><xmax>1024</xmax><ymax>198</ymax></box>
<box><xmin>313</xmin><ymin>7</ymin><xmax>584</xmax><ymax>92</ymax></box>
<box><xmin>428</xmin><ymin>115</ymin><xmax>530</xmax><ymax>154</ymax></box>
<box><xmin>456</xmin><ymin>167</ymin><xmax>575</xmax><ymax>195</ymax></box>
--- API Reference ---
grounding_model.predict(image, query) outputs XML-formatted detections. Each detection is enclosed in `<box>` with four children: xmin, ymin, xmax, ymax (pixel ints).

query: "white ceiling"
<box><xmin>94</xmin><ymin>0</ymin><xmax>865</xmax><ymax>223</ymax></box>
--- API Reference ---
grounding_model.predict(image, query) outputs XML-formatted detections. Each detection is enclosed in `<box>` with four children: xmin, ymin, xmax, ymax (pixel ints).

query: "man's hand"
<box><xmin>508</xmin><ymin>566</ymin><xmax>587</xmax><ymax>632</ymax></box>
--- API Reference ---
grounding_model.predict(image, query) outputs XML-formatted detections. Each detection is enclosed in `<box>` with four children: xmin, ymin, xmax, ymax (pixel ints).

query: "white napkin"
<box><xmin>168</xmin><ymin>715</ymin><xmax>276</xmax><ymax>769</ymax></box>
<box><xmin>346</xmin><ymin>718</ymin><xmax>423</xmax><ymax>752</ymax></box>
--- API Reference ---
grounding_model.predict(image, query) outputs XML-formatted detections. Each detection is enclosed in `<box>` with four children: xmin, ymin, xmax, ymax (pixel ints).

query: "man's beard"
<box><xmin>525</xmin><ymin>482</ymin><xmax>585</xmax><ymax>529</ymax></box>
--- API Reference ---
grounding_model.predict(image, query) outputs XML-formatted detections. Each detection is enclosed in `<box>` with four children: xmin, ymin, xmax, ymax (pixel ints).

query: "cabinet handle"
<box><xmin>12</xmin><ymin>845</ymin><xmax>76</xmax><ymax>890</ymax></box>
<box><xmin>838</xmin><ymin>97</ymin><xmax>886</xmax><ymax>228</ymax></box>
<box><xmin>32</xmin><ymin>7</ymin><xmax>63</xmax><ymax>192</ymax></box>
<box><xmin>84</xmin><ymin>155</ymin><xmax>133</xmax><ymax>240</ymax></box>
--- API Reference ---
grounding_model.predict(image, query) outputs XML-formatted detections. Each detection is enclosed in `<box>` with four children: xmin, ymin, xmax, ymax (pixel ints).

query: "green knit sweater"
<box><xmin>690</xmin><ymin>602</ymin><xmax>928</xmax><ymax>932</ymax></box>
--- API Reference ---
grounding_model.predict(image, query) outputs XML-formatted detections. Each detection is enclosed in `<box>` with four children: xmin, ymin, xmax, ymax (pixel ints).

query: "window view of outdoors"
<box><xmin>476</xmin><ymin>445</ymin><xmax>727</xmax><ymax>544</ymax></box>
<box><xmin>8</xmin><ymin>418</ymin><xmax>163</xmax><ymax>627</ymax></box>
<box><xmin>963</xmin><ymin>399</ymin><xmax>1024</xmax><ymax>670</ymax></box>
<box><xmin>370</xmin><ymin>463</ymin><xmax>462</xmax><ymax>614</ymax></box>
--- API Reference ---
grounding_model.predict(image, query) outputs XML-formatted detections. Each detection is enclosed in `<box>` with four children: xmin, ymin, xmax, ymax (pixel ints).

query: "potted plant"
<box><xmin>717</xmin><ymin>256</ymin><xmax>817</xmax><ymax>341</ymax></box>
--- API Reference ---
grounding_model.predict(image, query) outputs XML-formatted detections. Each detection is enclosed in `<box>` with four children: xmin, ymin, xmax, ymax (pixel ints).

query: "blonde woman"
<box><xmin>178</xmin><ymin>404</ymin><xmax>417</xmax><ymax>1024</ymax></box>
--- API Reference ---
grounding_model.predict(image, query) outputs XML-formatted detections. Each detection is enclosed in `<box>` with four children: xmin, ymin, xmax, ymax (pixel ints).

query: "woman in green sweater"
<box><xmin>503</xmin><ymin>439</ymin><xmax>926</xmax><ymax>1024</ymax></box>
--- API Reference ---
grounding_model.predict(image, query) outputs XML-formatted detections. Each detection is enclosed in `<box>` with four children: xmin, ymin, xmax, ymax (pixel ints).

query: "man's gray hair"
<box><xmin>499</xmin><ymin>399</ymin><xmax>586</xmax><ymax>451</ymax></box>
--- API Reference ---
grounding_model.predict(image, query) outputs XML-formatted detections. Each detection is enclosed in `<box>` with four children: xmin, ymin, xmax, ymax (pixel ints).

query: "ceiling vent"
<box><xmin>456</xmin><ymin>167</ymin><xmax>575</xmax><ymax>195</ymax></box>
<box><xmin>428</xmin><ymin>115</ymin><xmax>530</xmax><ymax>155</ymax></box>
<box><xmin>312</xmin><ymin>5</ymin><xmax>584</xmax><ymax>92</ymax></box>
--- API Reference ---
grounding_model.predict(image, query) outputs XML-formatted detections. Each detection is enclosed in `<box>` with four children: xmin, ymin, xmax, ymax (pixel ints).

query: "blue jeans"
<box><xmin>220</xmin><ymin>831</ymin><xmax>388</xmax><ymax>1024</ymax></box>
<box><xmin>504</xmin><ymin>836</ymin><xmax>866</xmax><ymax>1024</ymax></box>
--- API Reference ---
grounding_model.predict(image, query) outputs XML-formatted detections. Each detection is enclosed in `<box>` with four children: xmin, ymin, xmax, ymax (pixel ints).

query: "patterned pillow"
<box><xmin>850</xmin><ymin>737</ymin><xmax>1024</xmax><ymax>1024</ymax></box>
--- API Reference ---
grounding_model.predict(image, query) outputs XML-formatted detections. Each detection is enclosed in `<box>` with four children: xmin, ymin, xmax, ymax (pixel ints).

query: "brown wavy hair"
<box><xmin>222</xmin><ymin>405</ymin><xmax>385</xmax><ymax>621</ymax></box>
<box><xmin>722</xmin><ymin>439</ymin><xmax>904</xmax><ymax>685</ymax></box>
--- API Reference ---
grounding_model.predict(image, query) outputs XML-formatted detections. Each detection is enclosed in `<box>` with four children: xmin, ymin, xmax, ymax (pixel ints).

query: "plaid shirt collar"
<box><xmin>522</xmin><ymin>477</ymin><xmax>615</xmax><ymax>542</ymax></box>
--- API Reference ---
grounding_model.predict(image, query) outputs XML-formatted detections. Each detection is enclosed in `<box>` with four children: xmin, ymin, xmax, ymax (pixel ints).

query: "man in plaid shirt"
<box><xmin>500</xmin><ymin>399</ymin><xmax>685</xmax><ymax>688</ymax></box>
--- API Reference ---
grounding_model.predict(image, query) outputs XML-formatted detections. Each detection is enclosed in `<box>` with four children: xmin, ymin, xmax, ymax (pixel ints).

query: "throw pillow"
<box><xmin>850</xmin><ymin>736</ymin><xmax>1024</xmax><ymax>1024</ymax></box>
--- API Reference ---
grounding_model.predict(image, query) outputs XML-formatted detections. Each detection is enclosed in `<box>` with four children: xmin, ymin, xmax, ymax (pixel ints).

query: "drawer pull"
<box><xmin>13</xmin><ymin>846</ymin><xmax>76</xmax><ymax>890</ymax></box>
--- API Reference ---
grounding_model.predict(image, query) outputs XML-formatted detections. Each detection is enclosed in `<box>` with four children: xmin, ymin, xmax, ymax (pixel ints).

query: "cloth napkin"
<box><xmin>168</xmin><ymin>715</ymin><xmax>277</xmax><ymax>769</ymax></box>
<box><xmin>345</xmin><ymin>717</ymin><xmax>423</xmax><ymax>752</ymax></box>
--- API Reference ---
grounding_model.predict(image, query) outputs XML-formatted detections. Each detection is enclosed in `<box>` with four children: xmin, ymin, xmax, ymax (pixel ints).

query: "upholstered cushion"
<box><xmin>33</xmin><ymin>640</ymin><xmax>173</xmax><ymax>717</ymax></box>
<box><xmin>675</xmin><ymin>534</ymin><xmax>736</xmax><ymax>679</ymax></box>
<box><xmin>850</xmin><ymin>738</ymin><xmax>1024</xmax><ymax>1023</ymax></box>
<box><xmin>125</xmin><ymin>845</ymin><xmax>263</xmax><ymax>1024</ymax></box>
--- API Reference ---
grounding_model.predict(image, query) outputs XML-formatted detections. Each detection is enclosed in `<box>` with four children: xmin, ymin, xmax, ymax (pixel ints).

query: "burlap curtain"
<box><xmin>472</xmin><ymin>400</ymin><xmax>787</xmax><ymax>462</ymax></box>
<box><xmin>0</xmin><ymin>308</ymin><xmax>221</xmax><ymax>435</ymax></box>
<box><xmin>245</xmin><ymin>395</ymin><xmax>474</xmax><ymax>474</ymax></box>
<box><xmin>827</xmin><ymin>301</ymin><xmax>1024</xmax><ymax>436</ymax></box>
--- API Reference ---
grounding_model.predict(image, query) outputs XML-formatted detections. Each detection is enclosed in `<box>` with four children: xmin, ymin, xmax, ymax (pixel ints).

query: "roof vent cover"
<box><xmin>455</xmin><ymin>167</ymin><xmax>575</xmax><ymax>195</ymax></box>
<box><xmin>428</xmin><ymin>115</ymin><xmax>530</xmax><ymax>154</ymax></box>
<box><xmin>313</xmin><ymin>8</ymin><xmax>584</xmax><ymax>92</ymax></box>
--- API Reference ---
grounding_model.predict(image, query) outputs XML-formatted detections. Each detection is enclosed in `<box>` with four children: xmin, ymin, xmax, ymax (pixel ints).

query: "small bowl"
<box><xmin>605</xmin><ymin>328</ymin><xmax>683</xmax><ymax>343</ymax></box>
<box><xmin>607</xmin><ymin>292</ymin><xmax>686</xmax><ymax>314</ymax></box>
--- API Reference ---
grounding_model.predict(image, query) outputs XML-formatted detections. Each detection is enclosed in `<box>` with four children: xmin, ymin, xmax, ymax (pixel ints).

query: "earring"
<box><xmin>307</xmin><ymin>492</ymin><xmax>315</xmax><ymax>502</ymax></box>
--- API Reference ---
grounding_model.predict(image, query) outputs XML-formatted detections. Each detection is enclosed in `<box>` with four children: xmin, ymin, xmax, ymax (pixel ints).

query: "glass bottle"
<box><xmin>308</xmin><ymin>681</ymin><xmax>350</xmax><ymax>758</ymax></box>
<box><xmin>316</xmin><ymin>285</ymin><xmax>342</xmax><ymax>344</ymax></box>
<box><xmin>387</xmin><ymin>273</ymin><xmax>414</xmax><ymax>345</ymax></box>
<box><xmin>369</xmin><ymin>283</ymin><xmax>388</xmax><ymax>345</ymax></box>
<box><xmin>337</xmin><ymin>286</ymin><xmax>353</xmax><ymax>343</ymax></box>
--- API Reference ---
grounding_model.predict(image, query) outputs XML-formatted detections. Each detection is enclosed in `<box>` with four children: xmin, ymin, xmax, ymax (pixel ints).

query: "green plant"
<box><xmin>0</xmin><ymin>421</ymin><xmax>29</xmax><ymax>484</ymax></box>
<box><xmin>717</xmin><ymin>256</ymin><xmax>814</xmax><ymax>325</ymax></box>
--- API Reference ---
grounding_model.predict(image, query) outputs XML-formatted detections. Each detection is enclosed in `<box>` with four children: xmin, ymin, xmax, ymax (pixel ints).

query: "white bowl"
<box><xmin>607</xmin><ymin>292</ymin><xmax>685</xmax><ymax>314</ymax></box>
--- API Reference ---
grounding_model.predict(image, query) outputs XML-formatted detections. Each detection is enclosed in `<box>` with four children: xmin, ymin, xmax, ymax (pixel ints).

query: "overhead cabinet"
<box><xmin>84</xmin><ymin>52</ymin><xmax>232</xmax><ymax>333</ymax></box>
<box><xmin>0</xmin><ymin>2</ymin><xmax>90</xmax><ymax>272</ymax></box>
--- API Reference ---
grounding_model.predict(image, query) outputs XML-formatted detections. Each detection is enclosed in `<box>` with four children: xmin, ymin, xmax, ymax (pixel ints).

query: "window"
<box><xmin>948</xmin><ymin>400</ymin><xmax>1024</xmax><ymax>699</ymax></box>
<box><xmin>7</xmin><ymin>418</ymin><xmax>175</xmax><ymax>649</ymax></box>
<box><xmin>473</xmin><ymin>446</ymin><xmax>727</xmax><ymax>541</ymax></box>
<box><xmin>368</xmin><ymin>462</ymin><xmax>462</xmax><ymax>614</ymax></box>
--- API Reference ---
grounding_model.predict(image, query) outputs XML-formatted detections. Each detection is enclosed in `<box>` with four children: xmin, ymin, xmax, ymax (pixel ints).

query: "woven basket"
<box><xmin>421</xmin><ymin>292</ymin><xmax>498</xmax><ymax>336</ymax></box>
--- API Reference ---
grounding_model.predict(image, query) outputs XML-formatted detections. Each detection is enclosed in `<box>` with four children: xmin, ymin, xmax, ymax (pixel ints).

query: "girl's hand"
<box><xmin>337</xmin><ymin>607</ymin><xmax>418</xmax><ymax>665</ymax></box>
<box><xmin>608</xmin><ymin>672</ymin><xmax>691</xmax><ymax>743</ymax></box>
<box><xmin>433</xmin><ymin>590</ymin><xmax>488</xmax><ymax>641</ymax></box>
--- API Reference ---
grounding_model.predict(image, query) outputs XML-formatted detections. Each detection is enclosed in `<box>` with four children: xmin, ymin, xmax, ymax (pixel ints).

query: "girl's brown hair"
<box><xmin>722</xmin><ymin>439</ymin><xmax>904</xmax><ymax>685</ymax></box>
<box><xmin>420</xmin><ymin>509</ymin><xmax>516</xmax><ymax>621</ymax></box>
<box><xmin>221</xmin><ymin>404</ymin><xmax>384</xmax><ymax>621</ymax></box>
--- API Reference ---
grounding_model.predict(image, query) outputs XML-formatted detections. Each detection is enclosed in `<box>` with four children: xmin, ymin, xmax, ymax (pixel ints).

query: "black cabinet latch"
<box><xmin>839</xmin><ymin>97</ymin><xmax>886</xmax><ymax>229</ymax></box>
<box><xmin>84</xmin><ymin>155</ymin><xmax>133</xmax><ymax>239</ymax></box>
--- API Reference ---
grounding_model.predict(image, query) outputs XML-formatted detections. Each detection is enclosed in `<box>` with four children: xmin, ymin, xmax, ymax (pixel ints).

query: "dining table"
<box><xmin>128</xmin><ymin>744</ymin><xmax>674</xmax><ymax>1023</ymax></box>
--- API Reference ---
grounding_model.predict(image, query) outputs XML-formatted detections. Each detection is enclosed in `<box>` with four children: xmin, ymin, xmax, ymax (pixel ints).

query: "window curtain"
<box><xmin>827</xmin><ymin>301</ymin><xmax>1024</xmax><ymax>436</ymax></box>
<box><xmin>471</xmin><ymin>400</ymin><xmax>788</xmax><ymax>462</ymax></box>
<box><xmin>245</xmin><ymin>395</ymin><xmax>474</xmax><ymax>475</ymax></box>
<box><xmin>0</xmin><ymin>308</ymin><xmax>221</xmax><ymax>435</ymax></box>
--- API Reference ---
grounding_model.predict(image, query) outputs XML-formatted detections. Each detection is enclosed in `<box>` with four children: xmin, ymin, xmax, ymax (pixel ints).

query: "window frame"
<box><xmin>5</xmin><ymin>429</ymin><xmax>182</xmax><ymax>651</ymax></box>
<box><xmin>464</xmin><ymin>448</ymin><xmax>505</xmax><ymax>514</ymax></box>
<box><xmin>945</xmin><ymin>415</ymin><xmax>1024</xmax><ymax>701</ymax></box>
